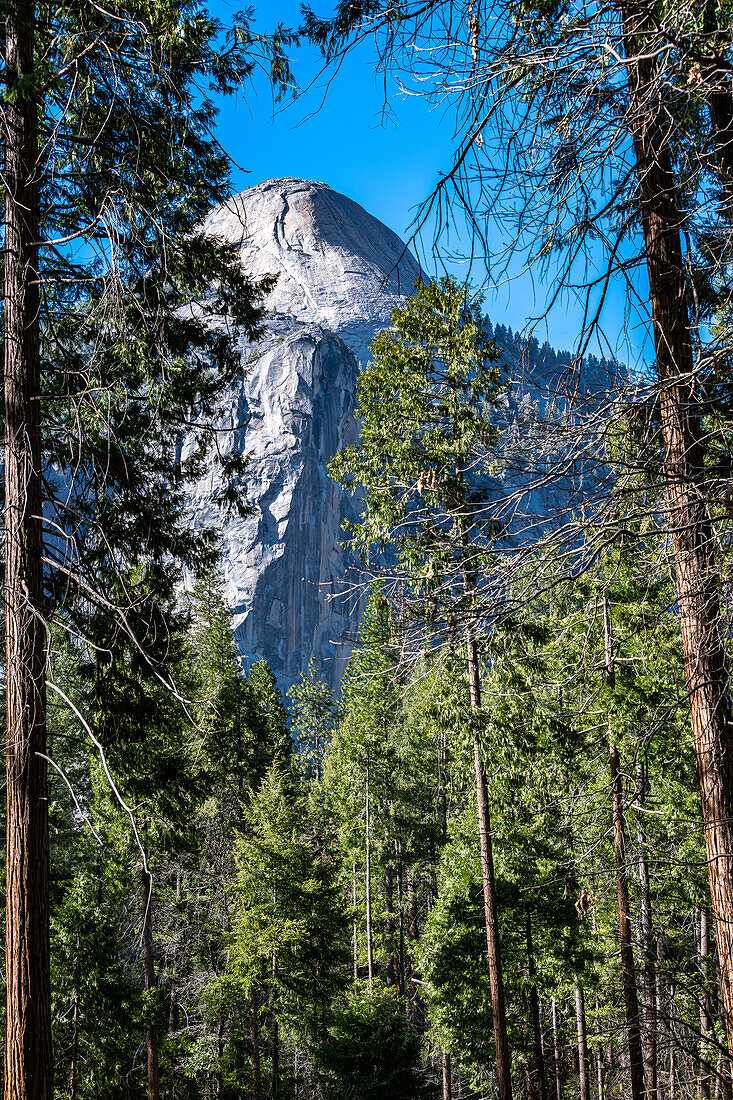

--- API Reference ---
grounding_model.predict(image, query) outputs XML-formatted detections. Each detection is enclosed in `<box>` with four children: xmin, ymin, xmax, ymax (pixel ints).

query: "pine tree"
<box><xmin>2</xmin><ymin>3</ymin><xmax>285</xmax><ymax>1091</ymax></box>
<box><xmin>330</xmin><ymin>275</ymin><xmax>514</xmax><ymax>1098</ymax></box>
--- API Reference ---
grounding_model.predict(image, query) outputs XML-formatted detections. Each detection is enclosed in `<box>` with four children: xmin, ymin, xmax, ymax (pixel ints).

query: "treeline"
<box><xmin>38</xmin><ymin>277</ymin><xmax>733</xmax><ymax>1100</ymax></box>
<box><xmin>41</xmin><ymin>533</ymin><xmax>727</xmax><ymax>1100</ymax></box>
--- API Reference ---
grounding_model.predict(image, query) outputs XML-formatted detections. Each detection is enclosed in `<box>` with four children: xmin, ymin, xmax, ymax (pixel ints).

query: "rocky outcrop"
<box><xmin>188</xmin><ymin>177</ymin><xmax>620</xmax><ymax>692</ymax></box>
<box><xmin>188</xmin><ymin>178</ymin><xmax>422</xmax><ymax>691</ymax></box>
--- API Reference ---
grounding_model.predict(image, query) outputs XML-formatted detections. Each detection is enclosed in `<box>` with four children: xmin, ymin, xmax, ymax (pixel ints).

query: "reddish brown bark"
<box><xmin>443</xmin><ymin>1051</ymin><xmax>452</xmax><ymax>1100</ymax></box>
<box><xmin>621</xmin><ymin>0</ymin><xmax>733</xmax><ymax>1056</ymax></box>
<box><xmin>4</xmin><ymin>2</ymin><xmax>52</xmax><ymax>1097</ymax></box>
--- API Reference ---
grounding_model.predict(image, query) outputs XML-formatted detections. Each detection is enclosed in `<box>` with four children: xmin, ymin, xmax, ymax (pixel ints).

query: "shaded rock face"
<box><xmin>189</xmin><ymin>178</ymin><xmax>422</xmax><ymax>691</ymax></box>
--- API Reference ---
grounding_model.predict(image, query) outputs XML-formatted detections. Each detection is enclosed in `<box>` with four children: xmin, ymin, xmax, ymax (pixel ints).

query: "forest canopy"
<box><xmin>5</xmin><ymin>1</ymin><xmax>733</xmax><ymax>1099</ymax></box>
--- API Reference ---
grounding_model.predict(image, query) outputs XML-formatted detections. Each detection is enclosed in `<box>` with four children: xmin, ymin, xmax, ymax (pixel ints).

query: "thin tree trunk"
<box><xmin>699</xmin><ymin>909</ymin><xmax>712</xmax><ymax>1100</ymax></box>
<box><xmin>604</xmin><ymin>597</ymin><xmax>645</xmax><ymax>1100</ymax></box>
<box><xmin>443</xmin><ymin>1052</ymin><xmax>452</xmax><ymax>1100</ymax></box>
<box><xmin>552</xmin><ymin>998</ymin><xmax>563</xmax><ymax>1100</ymax></box>
<box><xmin>527</xmin><ymin>914</ymin><xmax>549</xmax><ymax>1100</ymax></box>
<box><xmin>365</xmin><ymin>756</ymin><xmax>374</xmax><ymax>993</ymax></box>
<box><xmin>621</xmin><ymin>1</ymin><xmax>733</xmax><ymax>1057</ymax></box>
<box><xmin>609</xmin><ymin>739</ymin><xmax>645</xmax><ymax>1100</ymax></box>
<box><xmin>468</xmin><ymin>628</ymin><xmax>513</xmax><ymax>1100</ymax></box>
<box><xmin>635</xmin><ymin>761</ymin><xmax>658</xmax><ymax>1100</ymax></box>
<box><xmin>595</xmin><ymin>995</ymin><xmax>604</xmax><ymax>1100</ymax></box>
<box><xmin>142</xmin><ymin>868</ymin><xmax>160</xmax><ymax>1100</ymax></box>
<box><xmin>167</xmin><ymin>867</ymin><xmax>182</xmax><ymax>1100</ymax></box>
<box><xmin>656</xmin><ymin>930</ymin><xmax>667</xmax><ymax>1100</ymax></box>
<box><xmin>575</xmin><ymin>983</ymin><xmax>591</xmax><ymax>1100</ymax></box>
<box><xmin>4</xmin><ymin>3</ymin><xmax>52</xmax><ymax>1098</ymax></box>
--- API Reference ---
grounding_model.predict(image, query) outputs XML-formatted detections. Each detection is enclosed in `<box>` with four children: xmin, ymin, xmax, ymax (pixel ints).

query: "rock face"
<box><xmin>189</xmin><ymin>178</ymin><xmax>422</xmax><ymax>691</ymax></box>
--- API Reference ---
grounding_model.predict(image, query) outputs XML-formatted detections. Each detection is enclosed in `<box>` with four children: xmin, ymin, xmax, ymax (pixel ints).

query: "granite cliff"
<box><xmin>188</xmin><ymin>178</ymin><xmax>422</xmax><ymax>690</ymax></box>
<box><xmin>188</xmin><ymin>177</ymin><xmax>620</xmax><ymax>692</ymax></box>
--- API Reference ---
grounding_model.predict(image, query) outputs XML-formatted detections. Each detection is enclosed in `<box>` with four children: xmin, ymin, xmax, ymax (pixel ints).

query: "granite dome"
<box><xmin>188</xmin><ymin>179</ymin><xmax>423</xmax><ymax>691</ymax></box>
<box><xmin>202</xmin><ymin>177</ymin><xmax>423</xmax><ymax>365</ymax></box>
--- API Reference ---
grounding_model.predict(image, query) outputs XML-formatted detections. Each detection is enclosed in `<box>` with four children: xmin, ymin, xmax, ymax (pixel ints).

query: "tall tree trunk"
<box><xmin>142</xmin><ymin>868</ymin><xmax>160</xmax><ymax>1100</ymax></box>
<box><xmin>365</xmin><ymin>756</ymin><xmax>374</xmax><ymax>993</ymax></box>
<box><xmin>443</xmin><ymin>1052</ymin><xmax>452</xmax><ymax>1100</ymax></box>
<box><xmin>468</xmin><ymin>629</ymin><xmax>513</xmax><ymax>1100</ymax></box>
<box><xmin>621</xmin><ymin>1</ymin><xmax>733</xmax><ymax>1056</ymax></box>
<box><xmin>656</xmin><ymin>930</ymin><xmax>668</xmax><ymax>1100</ymax></box>
<box><xmin>167</xmin><ymin>867</ymin><xmax>182</xmax><ymax>1100</ymax></box>
<box><xmin>526</xmin><ymin>914</ymin><xmax>549</xmax><ymax>1100</ymax></box>
<box><xmin>552</xmin><ymin>998</ymin><xmax>563</xmax><ymax>1100</ymax></box>
<box><xmin>575</xmin><ymin>983</ymin><xmax>591</xmax><ymax>1100</ymax></box>
<box><xmin>4</xmin><ymin>3</ymin><xmax>52</xmax><ymax>1098</ymax></box>
<box><xmin>604</xmin><ymin>597</ymin><xmax>645</xmax><ymax>1100</ymax></box>
<box><xmin>595</xmin><ymin>994</ymin><xmax>604</xmax><ymax>1100</ymax></box>
<box><xmin>609</xmin><ymin>740</ymin><xmax>645</xmax><ymax>1100</ymax></box>
<box><xmin>699</xmin><ymin>909</ymin><xmax>712</xmax><ymax>1100</ymax></box>
<box><xmin>635</xmin><ymin>762</ymin><xmax>658</xmax><ymax>1100</ymax></box>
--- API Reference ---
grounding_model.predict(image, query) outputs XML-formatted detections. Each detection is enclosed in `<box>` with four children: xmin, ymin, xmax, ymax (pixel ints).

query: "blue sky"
<box><xmin>208</xmin><ymin>0</ymin><xmax>649</xmax><ymax>367</ymax></box>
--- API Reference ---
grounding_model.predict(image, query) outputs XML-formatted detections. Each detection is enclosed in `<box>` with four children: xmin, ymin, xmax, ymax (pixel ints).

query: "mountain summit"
<box><xmin>203</xmin><ymin>177</ymin><xmax>423</xmax><ymax>364</ymax></box>
<box><xmin>188</xmin><ymin>179</ymin><xmax>421</xmax><ymax>689</ymax></box>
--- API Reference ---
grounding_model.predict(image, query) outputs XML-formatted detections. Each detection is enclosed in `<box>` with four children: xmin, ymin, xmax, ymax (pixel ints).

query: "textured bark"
<box><xmin>468</xmin><ymin>631</ymin><xmax>513</xmax><ymax>1100</ymax></box>
<box><xmin>610</xmin><ymin>740</ymin><xmax>645</xmax><ymax>1100</ymax></box>
<box><xmin>442</xmin><ymin>1052</ymin><xmax>452</xmax><ymax>1100</ymax></box>
<box><xmin>526</xmin><ymin>914</ymin><xmax>549</xmax><ymax>1100</ymax></box>
<box><xmin>4</xmin><ymin>4</ymin><xmax>52</xmax><ymax>1098</ymax></box>
<box><xmin>575</xmin><ymin>983</ymin><xmax>591</xmax><ymax>1100</ymax></box>
<box><xmin>621</xmin><ymin>0</ymin><xmax>733</xmax><ymax>1055</ymax></box>
<box><xmin>142</xmin><ymin>869</ymin><xmax>160</xmax><ymax>1100</ymax></box>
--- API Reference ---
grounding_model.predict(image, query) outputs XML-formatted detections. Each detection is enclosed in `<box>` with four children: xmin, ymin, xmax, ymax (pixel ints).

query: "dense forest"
<box><xmin>5</xmin><ymin>1</ymin><xmax>733</xmax><ymax>1100</ymax></box>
